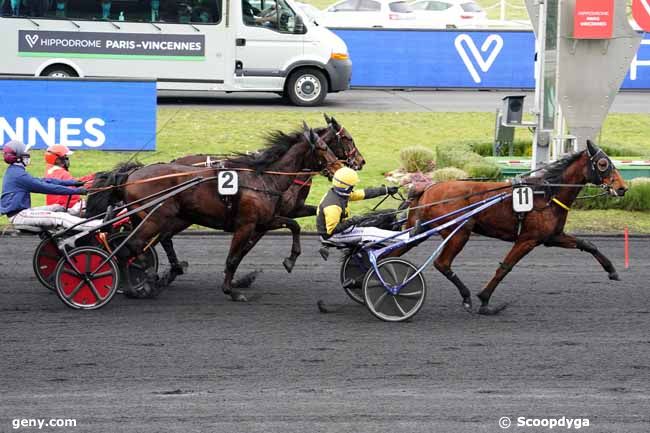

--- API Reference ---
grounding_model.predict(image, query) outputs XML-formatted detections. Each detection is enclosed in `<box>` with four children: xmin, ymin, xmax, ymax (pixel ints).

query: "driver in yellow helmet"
<box><xmin>316</xmin><ymin>167</ymin><xmax>408</xmax><ymax>244</ymax></box>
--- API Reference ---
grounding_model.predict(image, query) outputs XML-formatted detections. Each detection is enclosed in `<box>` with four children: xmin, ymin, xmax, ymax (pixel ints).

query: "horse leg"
<box><xmin>158</xmin><ymin>236</ymin><xmax>189</xmax><ymax>287</ymax></box>
<box><xmin>288</xmin><ymin>204</ymin><xmax>317</xmax><ymax>218</ymax></box>
<box><xmin>268</xmin><ymin>216</ymin><xmax>301</xmax><ymax>273</ymax></box>
<box><xmin>433</xmin><ymin>227</ymin><xmax>474</xmax><ymax>312</ymax></box>
<box><xmin>544</xmin><ymin>233</ymin><xmax>619</xmax><ymax>281</ymax></box>
<box><xmin>223</xmin><ymin>223</ymin><xmax>258</xmax><ymax>302</ymax></box>
<box><xmin>231</xmin><ymin>230</ymin><xmax>265</xmax><ymax>289</ymax></box>
<box><xmin>476</xmin><ymin>239</ymin><xmax>538</xmax><ymax>315</ymax></box>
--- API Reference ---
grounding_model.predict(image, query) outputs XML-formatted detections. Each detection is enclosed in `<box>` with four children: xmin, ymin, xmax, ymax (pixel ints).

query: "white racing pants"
<box><xmin>10</xmin><ymin>205</ymin><xmax>103</xmax><ymax>232</ymax></box>
<box><xmin>327</xmin><ymin>226</ymin><xmax>409</xmax><ymax>245</ymax></box>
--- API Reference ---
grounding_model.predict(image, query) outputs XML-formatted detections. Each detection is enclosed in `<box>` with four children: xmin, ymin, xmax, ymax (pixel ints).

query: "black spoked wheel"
<box><xmin>33</xmin><ymin>237</ymin><xmax>63</xmax><ymax>292</ymax></box>
<box><xmin>107</xmin><ymin>232</ymin><xmax>159</xmax><ymax>295</ymax></box>
<box><xmin>54</xmin><ymin>247</ymin><xmax>120</xmax><ymax>310</ymax></box>
<box><xmin>362</xmin><ymin>258</ymin><xmax>426</xmax><ymax>322</ymax></box>
<box><xmin>340</xmin><ymin>250</ymin><xmax>371</xmax><ymax>305</ymax></box>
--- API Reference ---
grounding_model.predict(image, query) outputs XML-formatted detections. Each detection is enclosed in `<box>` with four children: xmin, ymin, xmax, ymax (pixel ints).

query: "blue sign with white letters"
<box><xmin>0</xmin><ymin>78</ymin><xmax>156</xmax><ymax>151</ymax></box>
<box><xmin>332</xmin><ymin>29</ymin><xmax>650</xmax><ymax>90</ymax></box>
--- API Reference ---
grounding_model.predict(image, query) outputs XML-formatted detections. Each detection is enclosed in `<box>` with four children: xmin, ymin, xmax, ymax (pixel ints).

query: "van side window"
<box><xmin>242</xmin><ymin>0</ymin><xmax>297</xmax><ymax>33</ymax></box>
<box><xmin>1</xmin><ymin>0</ymin><xmax>221</xmax><ymax>24</ymax></box>
<box><xmin>329</xmin><ymin>0</ymin><xmax>357</xmax><ymax>12</ymax></box>
<box><xmin>356</xmin><ymin>0</ymin><xmax>380</xmax><ymax>12</ymax></box>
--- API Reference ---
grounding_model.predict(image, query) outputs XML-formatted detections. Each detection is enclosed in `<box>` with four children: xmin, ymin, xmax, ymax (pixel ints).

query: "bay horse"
<box><xmin>404</xmin><ymin>140</ymin><xmax>628</xmax><ymax>315</ymax></box>
<box><xmin>165</xmin><ymin>115</ymin><xmax>364</xmax><ymax>278</ymax></box>
<box><xmin>173</xmin><ymin>114</ymin><xmax>364</xmax><ymax>218</ymax></box>
<box><xmin>89</xmin><ymin>124</ymin><xmax>341</xmax><ymax>301</ymax></box>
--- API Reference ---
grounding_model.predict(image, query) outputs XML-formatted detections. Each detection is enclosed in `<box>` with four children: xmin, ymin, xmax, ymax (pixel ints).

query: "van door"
<box><xmin>235</xmin><ymin>0</ymin><xmax>304</xmax><ymax>89</ymax></box>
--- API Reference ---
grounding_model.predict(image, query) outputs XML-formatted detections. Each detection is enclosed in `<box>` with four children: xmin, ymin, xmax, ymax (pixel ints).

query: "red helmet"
<box><xmin>3</xmin><ymin>140</ymin><xmax>30</xmax><ymax>165</ymax></box>
<box><xmin>45</xmin><ymin>144</ymin><xmax>73</xmax><ymax>165</ymax></box>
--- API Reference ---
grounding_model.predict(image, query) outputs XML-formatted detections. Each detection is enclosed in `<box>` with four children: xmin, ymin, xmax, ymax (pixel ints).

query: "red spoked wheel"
<box><xmin>33</xmin><ymin>237</ymin><xmax>63</xmax><ymax>292</ymax></box>
<box><xmin>54</xmin><ymin>247</ymin><xmax>120</xmax><ymax>310</ymax></box>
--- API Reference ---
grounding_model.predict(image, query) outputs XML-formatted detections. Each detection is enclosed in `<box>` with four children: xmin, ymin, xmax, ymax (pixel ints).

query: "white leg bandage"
<box><xmin>11</xmin><ymin>208</ymin><xmax>103</xmax><ymax>231</ymax></box>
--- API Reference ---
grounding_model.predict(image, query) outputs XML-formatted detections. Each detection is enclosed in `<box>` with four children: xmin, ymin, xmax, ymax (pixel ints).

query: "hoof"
<box><xmin>477</xmin><ymin>302</ymin><xmax>509</xmax><ymax>316</ymax></box>
<box><xmin>608</xmin><ymin>272</ymin><xmax>620</xmax><ymax>281</ymax></box>
<box><xmin>283</xmin><ymin>258</ymin><xmax>296</xmax><ymax>273</ymax></box>
<box><xmin>462</xmin><ymin>297</ymin><xmax>473</xmax><ymax>313</ymax></box>
<box><xmin>172</xmin><ymin>261</ymin><xmax>189</xmax><ymax>275</ymax></box>
<box><xmin>222</xmin><ymin>286</ymin><xmax>232</xmax><ymax>295</ymax></box>
<box><xmin>232</xmin><ymin>270</ymin><xmax>261</xmax><ymax>289</ymax></box>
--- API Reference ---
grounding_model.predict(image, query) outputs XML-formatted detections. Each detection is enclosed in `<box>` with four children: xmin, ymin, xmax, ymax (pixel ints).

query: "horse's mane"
<box><xmin>525</xmin><ymin>151</ymin><xmax>584</xmax><ymax>195</ymax></box>
<box><xmin>85</xmin><ymin>161</ymin><xmax>144</xmax><ymax>217</ymax></box>
<box><xmin>539</xmin><ymin>152</ymin><xmax>583</xmax><ymax>184</ymax></box>
<box><xmin>226</xmin><ymin>130</ymin><xmax>307</xmax><ymax>172</ymax></box>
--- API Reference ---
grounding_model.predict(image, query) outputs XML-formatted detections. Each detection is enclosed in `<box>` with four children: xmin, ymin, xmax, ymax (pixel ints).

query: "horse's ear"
<box><xmin>302</xmin><ymin>121</ymin><xmax>310</xmax><ymax>132</ymax></box>
<box><xmin>330</xmin><ymin>115</ymin><xmax>339</xmax><ymax>128</ymax></box>
<box><xmin>323</xmin><ymin>113</ymin><xmax>331</xmax><ymax>124</ymax></box>
<box><xmin>586</xmin><ymin>139</ymin><xmax>598</xmax><ymax>156</ymax></box>
<box><xmin>309</xmin><ymin>128</ymin><xmax>318</xmax><ymax>145</ymax></box>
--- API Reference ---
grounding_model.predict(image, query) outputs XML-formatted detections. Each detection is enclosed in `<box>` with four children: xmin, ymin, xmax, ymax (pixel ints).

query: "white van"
<box><xmin>0</xmin><ymin>0</ymin><xmax>351</xmax><ymax>106</ymax></box>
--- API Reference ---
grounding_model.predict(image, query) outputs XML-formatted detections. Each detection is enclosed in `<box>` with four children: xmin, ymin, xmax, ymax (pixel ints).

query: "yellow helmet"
<box><xmin>332</xmin><ymin>167</ymin><xmax>359</xmax><ymax>190</ymax></box>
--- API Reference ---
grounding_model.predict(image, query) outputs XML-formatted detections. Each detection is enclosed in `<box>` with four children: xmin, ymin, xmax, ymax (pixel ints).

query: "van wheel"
<box><xmin>286</xmin><ymin>68</ymin><xmax>328</xmax><ymax>107</ymax></box>
<box><xmin>41</xmin><ymin>65</ymin><xmax>78</xmax><ymax>78</ymax></box>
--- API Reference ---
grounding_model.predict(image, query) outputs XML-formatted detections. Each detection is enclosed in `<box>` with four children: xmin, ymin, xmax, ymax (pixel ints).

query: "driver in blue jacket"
<box><xmin>1</xmin><ymin>140</ymin><xmax>102</xmax><ymax>231</ymax></box>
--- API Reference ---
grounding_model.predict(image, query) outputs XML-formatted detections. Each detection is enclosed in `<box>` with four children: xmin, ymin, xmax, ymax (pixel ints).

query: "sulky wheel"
<box><xmin>340</xmin><ymin>250</ymin><xmax>371</xmax><ymax>305</ymax></box>
<box><xmin>107</xmin><ymin>232</ymin><xmax>159</xmax><ymax>295</ymax></box>
<box><xmin>54</xmin><ymin>247</ymin><xmax>120</xmax><ymax>310</ymax></box>
<box><xmin>362</xmin><ymin>258</ymin><xmax>427</xmax><ymax>322</ymax></box>
<box><xmin>33</xmin><ymin>237</ymin><xmax>63</xmax><ymax>292</ymax></box>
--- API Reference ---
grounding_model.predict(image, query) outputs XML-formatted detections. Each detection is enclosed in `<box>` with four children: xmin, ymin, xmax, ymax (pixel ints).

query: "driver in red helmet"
<box><xmin>44</xmin><ymin>144</ymin><xmax>94</xmax><ymax>215</ymax></box>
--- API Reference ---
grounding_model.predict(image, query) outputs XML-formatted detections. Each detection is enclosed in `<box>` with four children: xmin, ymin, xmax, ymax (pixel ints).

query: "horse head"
<box><xmin>303</xmin><ymin>121</ymin><xmax>342</xmax><ymax>179</ymax></box>
<box><xmin>585</xmin><ymin>140</ymin><xmax>627</xmax><ymax>197</ymax></box>
<box><xmin>323</xmin><ymin>113</ymin><xmax>365</xmax><ymax>170</ymax></box>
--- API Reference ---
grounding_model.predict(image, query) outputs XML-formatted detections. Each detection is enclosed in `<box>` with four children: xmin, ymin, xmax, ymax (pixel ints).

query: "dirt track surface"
<box><xmin>1</xmin><ymin>234</ymin><xmax>649</xmax><ymax>433</ymax></box>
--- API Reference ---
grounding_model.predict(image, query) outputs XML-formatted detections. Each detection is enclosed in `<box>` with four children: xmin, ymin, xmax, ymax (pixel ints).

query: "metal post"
<box><xmin>500</xmin><ymin>0</ymin><xmax>506</xmax><ymax>21</ymax></box>
<box><xmin>530</xmin><ymin>0</ymin><xmax>547</xmax><ymax>170</ymax></box>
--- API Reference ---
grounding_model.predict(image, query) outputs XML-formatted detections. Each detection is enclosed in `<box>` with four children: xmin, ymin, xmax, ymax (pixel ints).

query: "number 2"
<box><xmin>222</xmin><ymin>171</ymin><xmax>234</xmax><ymax>189</ymax></box>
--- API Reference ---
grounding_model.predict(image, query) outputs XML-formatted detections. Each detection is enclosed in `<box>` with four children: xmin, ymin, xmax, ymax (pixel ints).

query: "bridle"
<box><xmin>303</xmin><ymin>130</ymin><xmax>339</xmax><ymax>179</ymax></box>
<box><xmin>586</xmin><ymin>147</ymin><xmax>614</xmax><ymax>189</ymax></box>
<box><xmin>330</xmin><ymin>123</ymin><xmax>359</xmax><ymax>169</ymax></box>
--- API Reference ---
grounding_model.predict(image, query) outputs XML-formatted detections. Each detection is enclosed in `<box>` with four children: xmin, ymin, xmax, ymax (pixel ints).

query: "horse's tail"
<box><xmin>86</xmin><ymin>162</ymin><xmax>143</xmax><ymax>217</ymax></box>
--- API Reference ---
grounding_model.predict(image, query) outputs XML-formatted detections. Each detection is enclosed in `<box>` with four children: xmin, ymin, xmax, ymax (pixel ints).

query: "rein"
<box><xmin>88</xmin><ymin>165</ymin><xmax>332</xmax><ymax>195</ymax></box>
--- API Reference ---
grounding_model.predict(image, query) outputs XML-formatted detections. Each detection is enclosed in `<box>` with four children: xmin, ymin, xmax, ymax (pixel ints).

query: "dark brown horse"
<box><xmin>89</xmin><ymin>125</ymin><xmax>341</xmax><ymax>301</ymax></box>
<box><xmin>168</xmin><ymin>116</ymin><xmax>364</xmax><ymax>276</ymax></box>
<box><xmin>174</xmin><ymin>115</ymin><xmax>364</xmax><ymax>218</ymax></box>
<box><xmin>404</xmin><ymin>141</ymin><xmax>628</xmax><ymax>315</ymax></box>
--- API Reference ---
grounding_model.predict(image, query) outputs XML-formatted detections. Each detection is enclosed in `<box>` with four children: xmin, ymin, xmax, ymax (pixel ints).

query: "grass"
<box><xmin>1</xmin><ymin>109</ymin><xmax>650</xmax><ymax>233</ymax></box>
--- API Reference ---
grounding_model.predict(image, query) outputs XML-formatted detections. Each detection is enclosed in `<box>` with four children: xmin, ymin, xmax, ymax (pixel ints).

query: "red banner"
<box><xmin>632</xmin><ymin>0</ymin><xmax>650</xmax><ymax>31</ymax></box>
<box><xmin>574</xmin><ymin>0</ymin><xmax>614</xmax><ymax>39</ymax></box>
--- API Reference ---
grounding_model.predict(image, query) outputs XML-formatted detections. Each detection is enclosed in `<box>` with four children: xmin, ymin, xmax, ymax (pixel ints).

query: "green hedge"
<box><xmin>573</xmin><ymin>178</ymin><xmax>650</xmax><ymax>211</ymax></box>
<box><xmin>436</xmin><ymin>142</ymin><xmax>501</xmax><ymax>179</ymax></box>
<box><xmin>470</xmin><ymin>140</ymin><xmax>645</xmax><ymax>158</ymax></box>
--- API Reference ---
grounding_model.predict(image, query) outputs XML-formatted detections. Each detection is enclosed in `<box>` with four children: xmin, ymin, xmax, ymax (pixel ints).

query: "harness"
<box><xmin>332</xmin><ymin>125</ymin><xmax>359</xmax><ymax>168</ymax></box>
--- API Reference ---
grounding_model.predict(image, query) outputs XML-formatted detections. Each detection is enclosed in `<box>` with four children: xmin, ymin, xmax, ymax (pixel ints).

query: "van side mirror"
<box><xmin>294</xmin><ymin>14</ymin><xmax>306</xmax><ymax>34</ymax></box>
